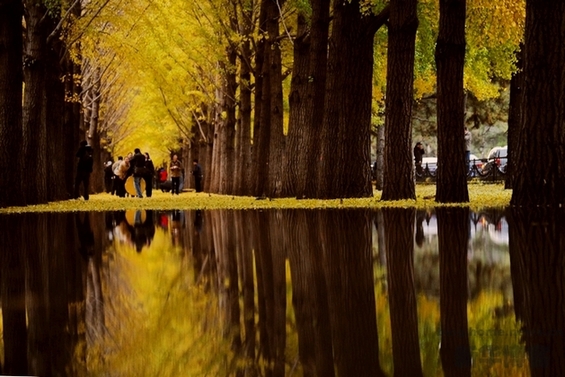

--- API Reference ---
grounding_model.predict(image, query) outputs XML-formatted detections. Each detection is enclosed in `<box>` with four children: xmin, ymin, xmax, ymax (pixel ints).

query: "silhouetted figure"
<box><xmin>192</xmin><ymin>159</ymin><xmax>203</xmax><ymax>192</ymax></box>
<box><xmin>73</xmin><ymin>141</ymin><xmax>93</xmax><ymax>200</ymax></box>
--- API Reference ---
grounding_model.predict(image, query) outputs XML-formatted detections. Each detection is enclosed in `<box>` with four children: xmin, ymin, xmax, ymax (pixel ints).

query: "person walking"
<box><xmin>192</xmin><ymin>159</ymin><xmax>203</xmax><ymax>192</ymax></box>
<box><xmin>464</xmin><ymin>127</ymin><xmax>472</xmax><ymax>171</ymax></box>
<box><xmin>73</xmin><ymin>140</ymin><xmax>94</xmax><ymax>200</ymax></box>
<box><xmin>113</xmin><ymin>156</ymin><xmax>130</xmax><ymax>197</ymax></box>
<box><xmin>170</xmin><ymin>154</ymin><xmax>183</xmax><ymax>195</ymax></box>
<box><xmin>144</xmin><ymin>152</ymin><xmax>155</xmax><ymax>197</ymax></box>
<box><xmin>414</xmin><ymin>142</ymin><xmax>425</xmax><ymax>175</ymax></box>
<box><xmin>131</xmin><ymin>148</ymin><xmax>146</xmax><ymax>198</ymax></box>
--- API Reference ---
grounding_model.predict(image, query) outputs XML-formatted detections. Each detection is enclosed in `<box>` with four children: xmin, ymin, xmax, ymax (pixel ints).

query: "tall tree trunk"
<box><xmin>283</xmin><ymin>13</ymin><xmax>310</xmax><ymax>198</ymax></box>
<box><xmin>511</xmin><ymin>2</ymin><xmax>565</xmax><ymax>207</ymax></box>
<box><xmin>383</xmin><ymin>208</ymin><xmax>423</xmax><ymax>377</ymax></box>
<box><xmin>253</xmin><ymin>0</ymin><xmax>270</xmax><ymax>197</ymax></box>
<box><xmin>318</xmin><ymin>1</ymin><xmax>388</xmax><ymax>198</ymax></box>
<box><xmin>437</xmin><ymin>207</ymin><xmax>471</xmax><ymax>377</ymax></box>
<box><xmin>87</xmin><ymin>67</ymin><xmax>103</xmax><ymax>193</ymax></box>
<box><xmin>284</xmin><ymin>0</ymin><xmax>331</xmax><ymax>199</ymax></box>
<box><xmin>435</xmin><ymin>0</ymin><xmax>469</xmax><ymax>203</ymax></box>
<box><xmin>219</xmin><ymin>47</ymin><xmax>237</xmax><ymax>194</ymax></box>
<box><xmin>505</xmin><ymin>44</ymin><xmax>524</xmax><ymax>190</ymax></box>
<box><xmin>0</xmin><ymin>0</ymin><xmax>24</xmax><ymax>207</ymax></box>
<box><xmin>235</xmin><ymin>4</ymin><xmax>254</xmax><ymax>196</ymax></box>
<box><xmin>382</xmin><ymin>0</ymin><xmax>418</xmax><ymax>201</ymax></box>
<box><xmin>266</xmin><ymin>0</ymin><xmax>286</xmax><ymax>198</ymax></box>
<box><xmin>23</xmin><ymin>0</ymin><xmax>50</xmax><ymax>204</ymax></box>
<box><xmin>375</xmin><ymin>124</ymin><xmax>385</xmax><ymax>191</ymax></box>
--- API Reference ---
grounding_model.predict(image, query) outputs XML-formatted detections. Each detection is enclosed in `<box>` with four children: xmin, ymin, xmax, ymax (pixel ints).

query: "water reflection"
<box><xmin>0</xmin><ymin>207</ymin><xmax>563</xmax><ymax>376</ymax></box>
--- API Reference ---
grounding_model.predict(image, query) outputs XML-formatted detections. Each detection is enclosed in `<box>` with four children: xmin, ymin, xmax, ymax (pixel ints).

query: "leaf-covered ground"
<box><xmin>0</xmin><ymin>183</ymin><xmax>511</xmax><ymax>214</ymax></box>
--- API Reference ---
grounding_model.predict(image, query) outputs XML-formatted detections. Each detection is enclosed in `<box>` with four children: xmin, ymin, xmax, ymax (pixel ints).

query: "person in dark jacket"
<box><xmin>74</xmin><ymin>140</ymin><xmax>94</xmax><ymax>200</ymax></box>
<box><xmin>192</xmin><ymin>159</ymin><xmax>203</xmax><ymax>192</ymax></box>
<box><xmin>131</xmin><ymin>148</ymin><xmax>146</xmax><ymax>198</ymax></box>
<box><xmin>144</xmin><ymin>152</ymin><xmax>155</xmax><ymax>197</ymax></box>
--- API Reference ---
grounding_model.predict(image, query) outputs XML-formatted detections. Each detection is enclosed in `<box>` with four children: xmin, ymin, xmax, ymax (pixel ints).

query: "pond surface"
<box><xmin>0</xmin><ymin>207</ymin><xmax>564</xmax><ymax>376</ymax></box>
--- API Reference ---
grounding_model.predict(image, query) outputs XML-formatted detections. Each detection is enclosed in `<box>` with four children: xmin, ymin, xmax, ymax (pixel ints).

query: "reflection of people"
<box><xmin>170</xmin><ymin>154</ymin><xmax>183</xmax><ymax>195</ymax></box>
<box><xmin>132</xmin><ymin>210</ymin><xmax>155</xmax><ymax>253</ymax></box>
<box><xmin>415</xmin><ymin>210</ymin><xmax>426</xmax><ymax>247</ymax></box>
<box><xmin>76</xmin><ymin>212</ymin><xmax>95</xmax><ymax>259</ymax></box>
<box><xmin>414</xmin><ymin>142</ymin><xmax>425</xmax><ymax>175</ymax></box>
<box><xmin>74</xmin><ymin>140</ymin><xmax>94</xmax><ymax>200</ymax></box>
<box><xmin>194</xmin><ymin>210</ymin><xmax>203</xmax><ymax>235</ymax></box>
<box><xmin>192</xmin><ymin>159</ymin><xmax>203</xmax><ymax>192</ymax></box>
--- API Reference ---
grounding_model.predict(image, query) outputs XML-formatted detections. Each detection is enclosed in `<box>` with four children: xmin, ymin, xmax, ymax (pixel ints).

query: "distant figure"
<box><xmin>170</xmin><ymin>154</ymin><xmax>183</xmax><ymax>195</ymax></box>
<box><xmin>74</xmin><ymin>140</ymin><xmax>93</xmax><ymax>200</ymax></box>
<box><xmin>414</xmin><ymin>142</ymin><xmax>425</xmax><ymax>175</ymax></box>
<box><xmin>464</xmin><ymin>127</ymin><xmax>472</xmax><ymax>170</ymax></box>
<box><xmin>104</xmin><ymin>161</ymin><xmax>114</xmax><ymax>193</ymax></box>
<box><xmin>192</xmin><ymin>159</ymin><xmax>203</xmax><ymax>192</ymax></box>
<box><xmin>144</xmin><ymin>153</ymin><xmax>155</xmax><ymax>197</ymax></box>
<box><xmin>112</xmin><ymin>156</ymin><xmax>123</xmax><ymax>196</ymax></box>
<box><xmin>132</xmin><ymin>148</ymin><xmax>146</xmax><ymax>198</ymax></box>
<box><xmin>113</xmin><ymin>156</ymin><xmax>130</xmax><ymax>197</ymax></box>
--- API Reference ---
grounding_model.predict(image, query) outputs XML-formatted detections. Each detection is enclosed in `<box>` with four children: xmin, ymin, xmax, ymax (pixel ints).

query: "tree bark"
<box><xmin>435</xmin><ymin>0</ymin><xmax>469</xmax><ymax>203</ymax></box>
<box><xmin>23</xmin><ymin>0</ymin><xmax>50</xmax><ymax>204</ymax></box>
<box><xmin>511</xmin><ymin>1</ymin><xmax>565</xmax><ymax>207</ymax></box>
<box><xmin>505</xmin><ymin>44</ymin><xmax>524</xmax><ymax>190</ymax></box>
<box><xmin>382</xmin><ymin>0</ymin><xmax>418</xmax><ymax>201</ymax></box>
<box><xmin>0</xmin><ymin>0</ymin><xmax>24</xmax><ymax>207</ymax></box>
<box><xmin>318</xmin><ymin>1</ymin><xmax>388</xmax><ymax>198</ymax></box>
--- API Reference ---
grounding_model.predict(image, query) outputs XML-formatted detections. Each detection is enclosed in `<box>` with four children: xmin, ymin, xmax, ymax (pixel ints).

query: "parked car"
<box><xmin>483</xmin><ymin>146</ymin><xmax>508</xmax><ymax>173</ymax></box>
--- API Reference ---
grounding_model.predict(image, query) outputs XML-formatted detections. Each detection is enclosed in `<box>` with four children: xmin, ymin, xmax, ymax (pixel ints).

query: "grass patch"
<box><xmin>0</xmin><ymin>182</ymin><xmax>511</xmax><ymax>214</ymax></box>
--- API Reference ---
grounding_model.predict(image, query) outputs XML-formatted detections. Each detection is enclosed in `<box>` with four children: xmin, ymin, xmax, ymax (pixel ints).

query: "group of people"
<box><xmin>74</xmin><ymin>140</ymin><xmax>204</xmax><ymax>199</ymax></box>
<box><xmin>104</xmin><ymin>148</ymin><xmax>155</xmax><ymax>198</ymax></box>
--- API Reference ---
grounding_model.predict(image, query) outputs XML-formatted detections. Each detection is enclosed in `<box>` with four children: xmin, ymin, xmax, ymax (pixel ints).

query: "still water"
<box><xmin>0</xmin><ymin>207</ymin><xmax>563</xmax><ymax>377</ymax></box>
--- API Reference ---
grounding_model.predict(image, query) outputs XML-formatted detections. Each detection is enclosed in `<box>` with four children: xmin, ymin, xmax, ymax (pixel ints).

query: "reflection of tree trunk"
<box><xmin>508</xmin><ymin>208</ymin><xmax>565</xmax><ymax>377</ymax></box>
<box><xmin>322</xmin><ymin>210</ymin><xmax>385</xmax><ymax>376</ymax></box>
<box><xmin>0</xmin><ymin>215</ymin><xmax>28</xmax><ymax>375</ymax></box>
<box><xmin>383</xmin><ymin>208</ymin><xmax>423</xmax><ymax>377</ymax></box>
<box><xmin>253</xmin><ymin>211</ymin><xmax>287</xmax><ymax>376</ymax></box>
<box><xmin>236</xmin><ymin>211</ymin><xmax>257</xmax><ymax>375</ymax></box>
<box><xmin>287</xmin><ymin>210</ymin><xmax>334</xmax><ymax>377</ymax></box>
<box><xmin>211</xmin><ymin>211</ymin><xmax>241</xmax><ymax>352</ymax></box>
<box><xmin>437</xmin><ymin>207</ymin><xmax>471</xmax><ymax>377</ymax></box>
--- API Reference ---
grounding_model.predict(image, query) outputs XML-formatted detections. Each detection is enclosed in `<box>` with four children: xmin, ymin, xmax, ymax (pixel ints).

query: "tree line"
<box><xmin>1</xmin><ymin>0</ymin><xmax>563</xmax><ymax>207</ymax></box>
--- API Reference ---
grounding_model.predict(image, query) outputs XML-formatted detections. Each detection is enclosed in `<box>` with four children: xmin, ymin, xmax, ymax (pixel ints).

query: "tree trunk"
<box><xmin>253</xmin><ymin>0</ymin><xmax>270</xmax><ymax>197</ymax></box>
<box><xmin>218</xmin><ymin>47</ymin><xmax>237</xmax><ymax>194</ymax></box>
<box><xmin>0</xmin><ymin>0</ymin><xmax>24</xmax><ymax>207</ymax></box>
<box><xmin>283</xmin><ymin>13</ymin><xmax>310</xmax><ymax>198</ymax></box>
<box><xmin>318</xmin><ymin>1</ymin><xmax>387</xmax><ymax>198</ymax></box>
<box><xmin>23</xmin><ymin>0</ymin><xmax>50</xmax><ymax>205</ymax></box>
<box><xmin>234</xmin><ymin>6</ymin><xmax>254</xmax><ymax>196</ymax></box>
<box><xmin>435</xmin><ymin>0</ymin><xmax>469</xmax><ymax>203</ymax></box>
<box><xmin>382</xmin><ymin>0</ymin><xmax>418</xmax><ymax>201</ymax></box>
<box><xmin>437</xmin><ymin>207</ymin><xmax>471</xmax><ymax>377</ymax></box>
<box><xmin>284</xmin><ymin>0</ymin><xmax>331</xmax><ymax>199</ymax></box>
<box><xmin>266</xmin><ymin>0</ymin><xmax>286</xmax><ymax>198</ymax></box>
<box><xmin>383</xmin><ymin>208</ymin><xmax>423</xmax><ymax>377</ymax></box>
<box><xmin>511</xmin><ymin>2</ymin><xmax>565</xmax><ymax>207</ymax></box>
<box><xmin>505</xmin><ymin>44</ymin><xmax>524</xmax><ymax>190</ymax></box>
